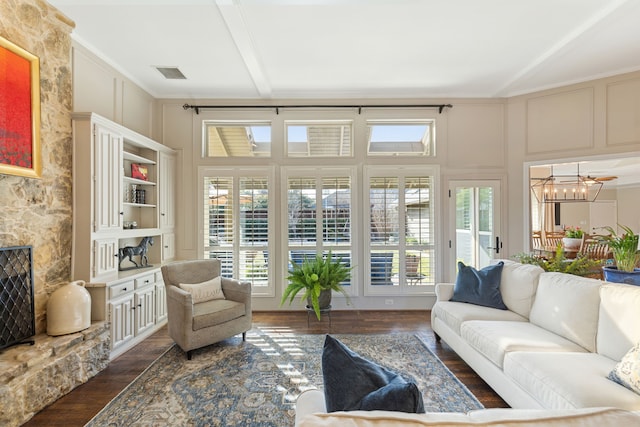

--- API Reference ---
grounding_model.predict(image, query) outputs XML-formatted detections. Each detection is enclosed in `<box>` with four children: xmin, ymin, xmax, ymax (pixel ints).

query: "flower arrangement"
<box><xmin>564</xmin><ymin>226</ymin><xmax>584</xmax><ymax>238</ymax></box>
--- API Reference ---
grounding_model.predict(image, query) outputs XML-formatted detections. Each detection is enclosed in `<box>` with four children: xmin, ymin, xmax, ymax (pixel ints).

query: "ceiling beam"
<box><xmin>494</xmin><ymin>0</ymin><xmax>631</xmax><ymax>97</ymax></box>
<box><xmin>215</xmin><ymin>0</ymin><xmax>272</xmax><ymax>98</ymax></box>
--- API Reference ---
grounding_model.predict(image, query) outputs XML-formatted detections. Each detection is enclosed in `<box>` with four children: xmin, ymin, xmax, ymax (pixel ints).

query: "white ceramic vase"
<box><xmin>47</xmin><ymin>280</ymin><xmax>91</xmax><ymax>336</ymax></box>
<box><xmin>562</xmin><ymin>237</ymin><xmax>582</xmax><ymax>251</ymax></box>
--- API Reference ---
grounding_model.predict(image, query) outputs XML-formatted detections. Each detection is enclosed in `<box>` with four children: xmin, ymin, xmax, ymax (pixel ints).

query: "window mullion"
<box><xmin>316</xmin><ymin>179</ymin><xmax>323</xmax><ymax>253</ymax></box>
<box><xmin>399</xmin><ymin>176</ymin><xmax>406</xmax><ymax>286</ymax></box>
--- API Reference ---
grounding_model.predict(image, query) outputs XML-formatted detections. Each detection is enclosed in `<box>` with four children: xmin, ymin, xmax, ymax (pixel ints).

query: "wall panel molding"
<box><xmin>526</xmin><ymin>88</ymin><xmax>594</xmax><ymax>155</ymax></box>
<box><xmin>606</xmin><ymin>77</ymin><xmax>640</xmax><ymax>146</ymax></box>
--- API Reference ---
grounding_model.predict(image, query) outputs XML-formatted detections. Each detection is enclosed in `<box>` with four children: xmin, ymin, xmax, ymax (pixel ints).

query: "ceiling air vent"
<box><xmin>155</xmin><ymin>66</ymin><xmax>186</xmax><ymax>79</ymax></box>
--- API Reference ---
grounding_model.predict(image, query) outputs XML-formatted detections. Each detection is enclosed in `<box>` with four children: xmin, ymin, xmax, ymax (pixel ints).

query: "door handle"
<box><xmin>487</xmin><ymin>236</ymin><xmax>502</xmax><ymax>254</ymax></box>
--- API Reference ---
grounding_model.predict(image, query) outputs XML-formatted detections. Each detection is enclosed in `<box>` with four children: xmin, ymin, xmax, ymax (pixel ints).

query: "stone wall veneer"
<box><xmin>0</xmin><ymin>2</ymin><xmax>111</xmax><ymax>425</ymax></box>
<box><xmin>0</xmin><ymin>0</ymin><xmax>75</xmax><ymax>333</ymax></box>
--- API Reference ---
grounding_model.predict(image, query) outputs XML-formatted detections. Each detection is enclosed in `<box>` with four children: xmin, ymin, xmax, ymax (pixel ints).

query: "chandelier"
<box><xmin>531</xmin><ymin>164</ymin><xmax>603</xmax><ymax>203</ymax></box>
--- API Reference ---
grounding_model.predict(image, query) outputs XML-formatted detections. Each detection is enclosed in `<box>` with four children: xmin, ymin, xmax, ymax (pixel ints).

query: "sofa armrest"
<box><xmin>221</xmin><ymin>278</ymin><xmax>251</xmax><ymax>302</ymax></box>
<box><xmin>221</xmin><ymin>278</ymin><xmax>252</xmax><ymax>316</ymax></box>
<box><xmin>295</xmin><ymin>389</ymin><xmax>326</xmax><ymax>427</ymax></box>
<box><xmin>165</xmin><ymin>284</ymin><xmax>195</xmax><ymax>324</ymax></box>
<box><xmin>435</xmin><ymin>282</ymin><xmax>455</xmax><ymax>302</ymax></box>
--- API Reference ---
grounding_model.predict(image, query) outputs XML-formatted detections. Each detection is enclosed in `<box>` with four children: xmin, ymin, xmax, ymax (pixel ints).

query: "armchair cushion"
<box><xmin>179</xmin><ymin>276</ymin><xmax>225</xmax><ymax>303</ymax></box>
<box><xmin>192</xmin><ymin>300</ymin><xmax>246</xmax><ymax>331</ymax></box>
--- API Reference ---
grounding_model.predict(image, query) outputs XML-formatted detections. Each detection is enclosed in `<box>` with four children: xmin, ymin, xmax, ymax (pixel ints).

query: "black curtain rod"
<box><xmin>182</xmin><ymin>103</ymin><xmax>453</xmax><ymax>115</ymax></box>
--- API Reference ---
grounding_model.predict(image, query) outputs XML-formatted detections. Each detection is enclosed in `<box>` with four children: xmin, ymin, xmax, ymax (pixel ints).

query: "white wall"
<box><xmin>509</xmin><ymin>71</ymin><xmax>640</xmax><ymax>252</ymax></box>
<box><xmin>71</xmin><ymin>42</ymin><xmax>640</xmax><ymax>311</ymax></box>
<box><xmin>72</xmin><ymin>42</ymin><xmax>155</xmax><ymax>138</ymax></box>
<box><xmin>617</xmin><ymin>187</ymin><xmax>640</xmax><ymax>234</ymax></box>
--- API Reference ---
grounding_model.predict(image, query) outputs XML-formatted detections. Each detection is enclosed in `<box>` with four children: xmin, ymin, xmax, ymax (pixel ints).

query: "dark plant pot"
<box><xmin>602</xmin><ymin>266</ymin><xmax>640</xmax><ymax>286</ymax></box>
<box><xmin>307</xmin><ymin>289</ymin><xmax>332</xmax><ymax>309</ymax></box>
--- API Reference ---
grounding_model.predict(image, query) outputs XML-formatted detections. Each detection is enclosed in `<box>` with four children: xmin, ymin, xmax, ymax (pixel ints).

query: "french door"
<box><xmin>449</xmin><ymin>180</ymin><xmax>502</xmax><ymax>279</ymax></box>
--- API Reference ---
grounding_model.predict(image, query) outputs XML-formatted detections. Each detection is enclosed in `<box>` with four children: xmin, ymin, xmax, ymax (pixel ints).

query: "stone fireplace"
<box><xmin>0</xmin><ymin>2</ymin><xmax>110</xmax><ymax>426</ymax></box>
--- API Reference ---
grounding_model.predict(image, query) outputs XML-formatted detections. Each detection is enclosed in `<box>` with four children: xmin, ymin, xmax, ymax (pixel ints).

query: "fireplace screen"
<box><xmin>0</xmin><ymin>246</ymin><xmax>35</xmax><ymax>350</ymax></box>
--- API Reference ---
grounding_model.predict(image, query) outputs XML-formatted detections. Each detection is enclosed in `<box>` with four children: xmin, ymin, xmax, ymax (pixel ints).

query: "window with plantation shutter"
<box><xmin>203</xmin><ymin>170</ymin><xmax>273</xmax><ymax>296</ymax></box>
<box><xmin>199</xmin><ymin>110</ymin><xmax>442</xmax><ymax>301</ymax></box>
<box><xmin>285</xmin><ymin>168</ymin><xmax>355</xmax><ymax>290</ymax></box>
<box><xmin>365</xmin><ymin>167</ymin><xmax>436</xmax><ymax>295</ymax></box>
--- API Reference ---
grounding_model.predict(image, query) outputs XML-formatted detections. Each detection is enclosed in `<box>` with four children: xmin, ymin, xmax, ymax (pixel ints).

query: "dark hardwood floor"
<box><xmin>25</xmin><ymin>310</ymin><xmax>508</xmax><ymax>426</ymax></box>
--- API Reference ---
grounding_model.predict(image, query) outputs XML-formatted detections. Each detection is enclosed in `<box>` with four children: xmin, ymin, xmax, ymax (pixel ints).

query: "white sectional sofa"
<box><xmin>431</xmin><ymin>259</ymin><xmax>640</xmax><ymax>410</ymax></box>
<box><xmin>295</xmin><ymin>390</ymin><xmax>640</xmax><ymax>426</ymax></box>
<box><xmin>295</xmin><ymin>260</ymin><xmax>640</xmax><ymax>426</ymax></box>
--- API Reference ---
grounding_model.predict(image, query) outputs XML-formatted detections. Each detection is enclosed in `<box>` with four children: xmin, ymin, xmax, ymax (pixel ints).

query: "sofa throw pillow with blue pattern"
<box><xmin>321</xmin><ymin>335</ymin><xmax>425</xmax><ymax>413</ymax></box>
<box><xmin>609</xmin><ymin>341</ymin><xmax>640</xmax><ymax>394</ymax></box>
<box><xmin>451</xmin><ymin>261</ymin><xmax>507</xmax><ymax>310</ymax></box>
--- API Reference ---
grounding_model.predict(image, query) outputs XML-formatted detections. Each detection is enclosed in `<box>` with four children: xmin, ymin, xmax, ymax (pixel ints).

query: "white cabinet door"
<box><xmin>93</xmin><ymin>238</ymin><xmax>118</xmax><ymax>277</ymax></box>
<box><xmin>134</xmin><ymin>285</ymin><xmax>156</xmax><ymax>335</ymax></box>
<box><xmin>109</xmin><ymin>293</ymin><xmax>134</xmax><ymax>350</ymax></box>
<box><xmin>155</xmin><ymin>281</ymin><xmax>167</xmax><ymax>323</ymax></box>
<box><xmin>162</xmin><ymin>232</ymin><xmax>175</xmax><ymax>262</ymax></box>
<box><xmin>159</xmin><ymin>151</ymin><xmax>176</xmax><ymax>229</ymax></box>
<box><xmin>94</xmin><ymin>124</ymin><xmax>123</xmax><ymax>232</ymax></box>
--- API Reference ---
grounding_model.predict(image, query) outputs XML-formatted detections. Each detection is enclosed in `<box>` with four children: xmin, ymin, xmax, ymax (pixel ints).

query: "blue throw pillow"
<box><xmin>451</xmin><ymin>261</ymin><xmax>507</xmax><ymax>310</ymax></box>
<box><xmin>321</xmin><ymin>335</ymin><xmax>425</xmax><ymax>413</ymax></box>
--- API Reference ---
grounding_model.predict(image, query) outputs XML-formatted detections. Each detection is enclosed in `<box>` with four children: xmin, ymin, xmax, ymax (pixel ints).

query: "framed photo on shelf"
<box><xmin>0</xmin><ymin>36</ymin><xmax>41</xmax><ymax>178</ymax></box>
<box><xmin>131</xmin><ymin>163</ymin><xmax>148</xmax><ymax>181</ymax></box>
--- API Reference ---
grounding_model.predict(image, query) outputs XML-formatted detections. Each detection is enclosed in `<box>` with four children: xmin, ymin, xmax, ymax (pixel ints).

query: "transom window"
<box><xmin>367</xmin><ymin>121</ymin><xmax>434</xmax><ymax>156</ymax></box>
<box><xmin>286</xmin><ymin>121</ymin><xmax>353</xmax><ymax>157</ymax></box>
<box><xmin>204</xmin><ymin>122</ymin><xmax>271</xmax><ymax>157</ymax></box>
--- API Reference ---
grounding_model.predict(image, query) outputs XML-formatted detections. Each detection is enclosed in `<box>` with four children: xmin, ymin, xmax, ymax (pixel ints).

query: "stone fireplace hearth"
<box><xmin>0</xmin><ymin>322</ymin><xmax>110</xmax><ymax>426</ymax></box>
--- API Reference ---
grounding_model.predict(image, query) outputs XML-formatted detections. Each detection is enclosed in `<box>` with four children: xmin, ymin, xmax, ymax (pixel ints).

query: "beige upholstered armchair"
<box><xmin>161</xmin><ymin>259</ymin><xmax>252</xmax><ymax>359</ymax></box>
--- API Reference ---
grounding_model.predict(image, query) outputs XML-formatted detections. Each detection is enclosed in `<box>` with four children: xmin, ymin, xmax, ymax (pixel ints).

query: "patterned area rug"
<box><xmin>86</xmin><ymin>328</ymin><xmax>482</xmax><ymax>426</ymax></box>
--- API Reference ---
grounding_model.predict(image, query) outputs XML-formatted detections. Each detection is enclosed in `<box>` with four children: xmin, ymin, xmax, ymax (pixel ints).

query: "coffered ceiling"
<box><xmin>48</xmin><ymin>0</ymin><xmax>640</xmax><ymax>100</ymax></box>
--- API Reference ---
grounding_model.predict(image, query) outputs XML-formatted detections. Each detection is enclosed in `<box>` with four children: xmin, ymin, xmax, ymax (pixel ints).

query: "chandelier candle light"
<box><xmin>531</xmin><ymin>164</ymin><xmax>603</xmax><ymax>203</ymax></box>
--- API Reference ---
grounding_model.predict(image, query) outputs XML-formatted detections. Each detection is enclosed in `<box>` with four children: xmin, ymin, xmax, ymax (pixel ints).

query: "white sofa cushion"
<box><xmin>494</xmin><ymin>259</ymin><xmax>544</xmax><ymax>318</ymax></box>
<box><xmin>504</xmin><ymin>352</ymin><xmax>640</xmax><ymax>410</ymax></box>
<box><xmin>529</xmin><ymin>272</ymin><xmax>602</xmax><ymax>352</ymax></box>
<box><xmin>432</xmin><ymin>301</ymin><xmax>526</xmax><ymax>335</ymax></box>
<box><xmin>296</xmin><ymin>407</ymin><xmax>640</xmax><ymax>427</ymax></box>
<box><xmin>461</xmin><ymin>321</ymin><xmax>587</xmax><ymax>368</ymax></box>
<box><xmin>598</xmin><ymin>283</ymin><xmax>640</xmax><ymax>361</ymax></box>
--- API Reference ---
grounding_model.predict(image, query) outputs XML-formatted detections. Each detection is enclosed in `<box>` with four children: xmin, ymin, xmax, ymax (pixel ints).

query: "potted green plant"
<box><xmin>513</xmin><ymin>246</ymin><xmax>604</xmax><ymax>278</ymax></box>
<box><xmin>562</xmin><ymin>226</ymin><xmax>584</xmax><ymax>251</ymax></box>
<box><xmin>598</xmin><ymin>225</ymin><xmax>640</xmax><ymax>285</ymax></box>
<box><xmin>281</xmin><ymin>251</ymin><xmax>352</xmax><ymax>320</ymax></box>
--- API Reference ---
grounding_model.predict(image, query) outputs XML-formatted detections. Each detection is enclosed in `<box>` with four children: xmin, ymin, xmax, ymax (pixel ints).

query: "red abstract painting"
<box><xmin>0</xmin><ymin>36</ymin><xmax>40</xmax><ymax>178</ymax></box>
